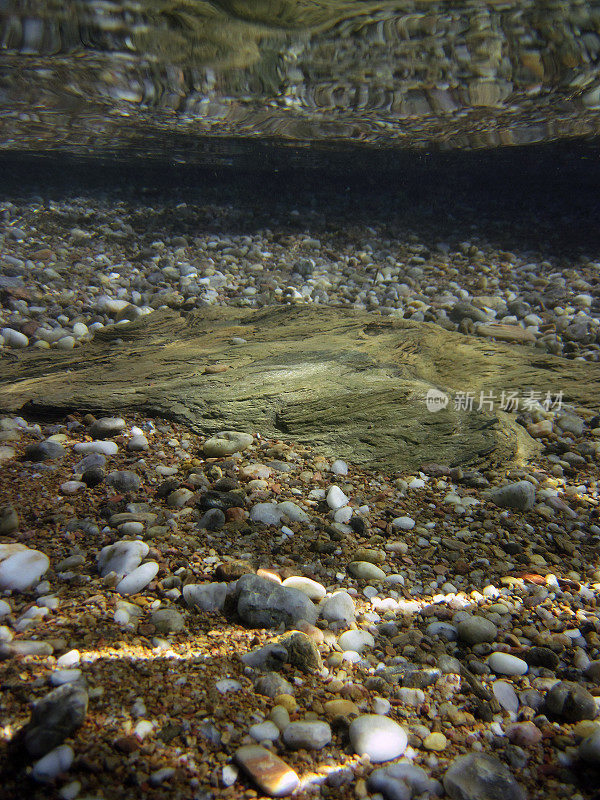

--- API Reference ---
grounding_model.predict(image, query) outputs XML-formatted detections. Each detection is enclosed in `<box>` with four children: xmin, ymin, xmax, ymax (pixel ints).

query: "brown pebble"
<box><xmin>235</xmin><ymin>745</ymin><xmax>299</xmax><ymax>797</ymax></box>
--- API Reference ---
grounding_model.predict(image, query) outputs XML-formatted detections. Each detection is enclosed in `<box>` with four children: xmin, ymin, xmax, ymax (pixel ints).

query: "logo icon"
<box><xmin>426</xmin><ymin>388</ymin><xmax>449</xmax><ymax>413</ymax></box>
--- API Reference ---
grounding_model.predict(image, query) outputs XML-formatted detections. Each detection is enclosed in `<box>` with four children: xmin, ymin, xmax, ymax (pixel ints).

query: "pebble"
<box><xmin>348</xmin><ymin>561</ymin><xmax>386</xmax><ymax>581</ymax></box>
<box><xmin>326</xmin><ymin>485</ymin><xmax>349</xmax><ymax>510</ymax></box>
<box><xmin>235</xmin><ymin>745</ymin><xmax>299</xmax><ymax>797</ymax></box>
<box><xmin>320</xmin><ymin>591</ymin><xmax>356</xmax><ymax>625</ymax></box>
<box><xmin>0</xmin><ymin>545</ymin><xmax>50</xmax><ymax>591</ymax></box>
<box><xmin>281</xmin><ymin>576</ymin><xmax>326</xmax><ymax>601</ymax></box>
<box><xmin>150</xmin><ymin>608</ymin><xmax>185</xmax><ymax>633</ymax></box>
<box><xmin>492</xmin><ymin>681</ymin><xmax>519</xmax><ymax>715</ymax></box>
<box><xmin>544</xmin><ymin>681</ymin><xmax>598</xmax><ymax>722</ymax></box>
<box><xmin>457</xmin><ymin>616</ymin><xmax>498</xmax><ymax>645</ymax></box>
<box><xmin>392</xmin><ymin>516</ymin><xmax>415</xmax><ymax>530</ymax></box>
<box><xmin>443</xmin><ymin>753</ymin><xmax>526</xmax><ymax>800</ymax></box>
<box><xmin>249</xmin><ymin>721</ymin><xmax>280</xmax><ymax>743</ymax></box>
<box><xmin>106</xmin><ymin>470</ymin><xmax>141</xmax><ymax>492</ymax></box>
<box><xmin>236</xmin><ymin>574</ymin><xmax>318</xmax><ymax>629</ymax></box>
<box><xmin>25</xmin><ymin>440</ymin><xmax>66</xmax><ymax>461</ymax></box>
<box><xmin>97</xmin><ymin>540</ymin><xmax>149</xmax><ymax>578</ymax></box>
<box><xmin>489</xmin><ymin>481</ymin><xmax>535</xmax><ymax>511</ymax></box>
<box><xmin>0</xmin><ymin>504</ymin><xmax>19</xmax><ymax>535</ymax></box>
<box><xmin>487</xmin><ymin>652</ymin><xmax>528</xmax><ymax>676</ymax></box>
<box><xmin>32</xmin><ymin>744</ymin><xmax>74</xmax><ymax>783</ymax></box>
<box><xmin>183</xmin><ymin>582</ymin><xmax>227</xmax><ymax>613</ymax></box>
<box><xmin>368</xmin><ymin>763</ymin><xmax>437</xmax><ymax>800</ymax></box>
<box><xmin>20</xmin><ymin>684</ymin><xmax>88</xmax><ymax>758</ymax></box>
<box><xmin>90</xmin><ymin>416</ymin><xmax>126</xmax><ymax>438</ymax></box>
<box><xmin>1</xmin><ymin>327</ymin><xmax>28</xmax><ymax>347</ymax></box>
<box><xmin>127</xmin><ymin>434</ymin><xmax>149</xmax><ymax>451</ymax></box>
<box><xmin>73</xmin><ymin>440</ymin><xmax>118</xmax><ymax>456</ymax></box>
<box><xmin>423</xmin><ymin>732</ymin><xmax>447</xmax><ymax>751</ymax></box>
<box><xmin>282</xmin><ymin>720</ymin><xmax>332</xmax><ymax>750</ymax></box>
<box><xmin>338</xmin><ymin>629</ymin><xmax>375</xmax><ymax>652</ymax></box>
<box><xmin>116</xmin><ymin>561</ymin><xmax>159</xmax><ymax>595</ymax></box>
<box><xmin>204</xmin><ymin>431</ymin><xmax>253</xmax><ymax>456</ymax></box>
<box><xmin>579</xmin><ymin>728</ymin><xmax>600</xmax><ymax>765</ymax></box>
<box><xmin>349</xmin><ymin>715</ymin><xmax>408</xmax><ymax>762</ymax></box>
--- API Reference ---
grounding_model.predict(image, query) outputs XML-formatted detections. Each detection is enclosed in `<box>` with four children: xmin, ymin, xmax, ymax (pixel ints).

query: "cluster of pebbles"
<box><xmin>0</xmin><ymin>406</ymin><xmax>600</xmax><ymax>800</ymax></box>
<box><xmin>0</xmin><ymin>186</ymin><xmax>600</xmax><ymax>361</ymax></box>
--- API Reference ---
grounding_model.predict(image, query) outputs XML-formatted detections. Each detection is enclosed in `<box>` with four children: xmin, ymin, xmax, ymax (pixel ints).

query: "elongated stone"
<box><xmin>235</xmin><ymin>745</ymin><xmax>299</xmax><ymax>797</ymax></box>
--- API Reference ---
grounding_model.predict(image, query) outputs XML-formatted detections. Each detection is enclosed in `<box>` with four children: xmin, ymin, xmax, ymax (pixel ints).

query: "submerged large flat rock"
<box><xmin>1</xmin><ymin>305</ymin><xmax>598</xmax><ymax>471</ymax></box>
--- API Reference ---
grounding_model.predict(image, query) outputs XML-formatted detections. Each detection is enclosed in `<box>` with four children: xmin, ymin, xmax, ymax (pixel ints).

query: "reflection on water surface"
<box><xmin>1</xmin><ymin>0</ymin><xmax>600</xmax><ymax>163</ymax></box>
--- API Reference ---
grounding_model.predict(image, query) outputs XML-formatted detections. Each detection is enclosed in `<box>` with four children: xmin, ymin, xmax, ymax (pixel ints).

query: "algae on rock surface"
<box><xmin>1</xmin><ymin>305</ymin><xmax>598</xmax><ymax>472</ymax></box>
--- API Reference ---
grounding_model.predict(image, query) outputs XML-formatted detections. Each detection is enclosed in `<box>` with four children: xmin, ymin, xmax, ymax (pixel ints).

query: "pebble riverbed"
<box><xmin>1</xmin><ymin>176</ymin><xmax>600</xmax><ymax>799</ymax></box>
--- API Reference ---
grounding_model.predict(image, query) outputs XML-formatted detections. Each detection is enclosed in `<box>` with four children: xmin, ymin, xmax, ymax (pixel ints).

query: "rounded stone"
<box><xmin>544</xmin><ymin>681</ymin><xmax>598</xmax><ymax>722</ymax></box>
<box><xmin>423</xmin><ymin>732</ymin><xmax>447</xmax><ymax>751</ymax></box>
<box><xmin>116</xmin><ymin>561</ymin><xmax>159</xmax><ymax>595</ymax></box>
<box><xmin>487</xmin><ymin>652</ymin><xmax>528</xmax><ymax>676</ymax></box>
<box><xmin>348</xmin><ymin>561</ymin><xmax>386</xmax><ymax>582</ymax></box>
<box><xmin>204</xmin><ymin>431</ymin><xmax>253</xmax><ymax>457</ymax></box>
<box><xmin>457</xmin><ymin>616</ymin><xmax>498</xmax><ymax>645</ymax></box>
<box><xmin>282</xmin><ymin>576</ymin><xmax>326</xmax><ymax>602</ymax></box>
<box><xmin>150</xmin><ymin>608</ymin><xmax>185</xmax><ymax>634</ymax></box>
<box><xmin>349</xmin><ymin>714</ymin><xmax>408</xmax><ymax>763</ymax></box>
<box><xmin>282</xmin><ymin>721</ymin><xmax>332</xmax><ymax>750</ymax></box>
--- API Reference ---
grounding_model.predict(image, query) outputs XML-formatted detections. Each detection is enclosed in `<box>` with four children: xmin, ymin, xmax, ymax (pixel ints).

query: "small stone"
<box><xmin>368</xmin><ymin>763</ymin><xmax>436</xmax><ymax>800</ymax></box>
<box><xmin>327</xmin><ymin>485</ymin><xmax>349</xmax><ymax>510</ymax></box>
<box><xmin>544</xmin><ymin>681</ymin><xmax>598</xmax><ymax>722</ymax></box>
<box><xmin>283</xmin><ymin>721</ymin><xmax>332</xmax><ymax>750</ymax></box>
<box><xmin>32</xmin><ymin>744</ymin><xmax>74</xmax><ymax>782</ymax></box>
<box><xmin>348</xmin><ymin>561</ymin><xmax>386</xmax><ymax>582</ymax></box>
<box><xmin>250</xmin><ymin>721</ymin><xmax>280</xmax><ymax>743</ymax></box>
<box><xmin>488</xmin><ymin>652</ymin><xmax>528</xmax><ymax>676</ymax></box>
<box><xmin>423</xmin><ymin>732</ymin><xmax>447</xmax><ymax>751</ymax></box>
<box><xmin>278</xmin><ymin>631</ymin><xmax>322</xmax><ymax>673</ymax></box>
<box><xmin>0</xmin><ymin>504</ymin><xmax>18</xmax><ymax>535</ymax></box>
<box><xmin>489</xmin><ymin>481</ymin><xmax>535</xmax><ymax>511</ymax></box>
<box><xmin>1</xmin><ymin>327</ymin><xmax>28</xmax><ymax>348</ymax></box>
<box><xmin>339</xmin><ymin>629</ymin><xmax>375</xmax><ymax>653</ymax></box>
<box><xmin>492</xmin><ymin>681</ymin><xmax>519</xmax><ymax>715</ymax></box>
<box><xmin>579</xmin><ymin>728</ymin><xmax>600</xmax><ymax>764</ymax></box>
<box><xmin>127</xmin><ymin>435</ymin><xmax>149</xmax><ymax>451</ymax></box>
<box><xmin>457</xmin><ymin>616</ymin><xmax>498</xmax><ymax>645</ymax></box>
<box><xmin>391</xmin><ymin>516</ymin><xmax>415</xmax><ymax>531</ymax></box>
<box><xmin>255</xmin><ymin>672</ymin><xmax>293</xmax><ymax>698</ymax></box>
<box><xmin>25</xmin><ymin>440</ymin><xmax>66</xmax><ymax>461</ymax></box>
<box><xmin>204</xmin><ymin>431</ymin><xmax>253</xmax><ymax>457</ymax></box>
<box><xmin>0</xmin><ymin>545</ymin><xmax>50</xmax><ymax>591</ymax></box>
<box><xmin>73</xmin><ymin>440</ymin><xmax>118</xmax><ymax>456</ymax></box>
<box><xmin>150</xmin><ymin>608</ymin><xmax>185</xmax><ymax>634</ymax></box>
<box><xmin>235</xmin><ymin>745</ymin><xmax>299</xmax><ymax>797</ymax></box>
<box><xmin>349</xmin><ymin>715</ymin><xmax>408</xmax><ymax>763</ymax></box>
<box><xmin>90</xmin><ymin>417</ymin><xmax>126</xmax><ymax>438</ymax></box>
<box><xmin>106</xmin><ymin>470</ymin><xmax>141</xmax><ymax>492</ymax></box>
<box><xmin>97</xmin><ymin>540</ymin><xmax>149</xmax><ymax>578</ymax></box>
<box><xmin>323</xmin><ymin>699</ymin><xmax>359</xmax><ymax>719</ymax></box>
<box><xmin>281</xmin><ymin>576</ymin><xmax>326</xmax><ymax>601</ymax></box>
<box><xmin>505</xmin><ymin>722</ymin><xmax>542</xmax><ymax>747</ymax></box>
<box><xmin>443</xmin><ymin>753</ymin><xmax>526</xmax><ymax>800</ymax></box>
<box><xmin>236</xmin><ymin>574</ymin><xmax>318</xmax><ymax>629</ymax></box>
<box><xmin>116</xmin><ymin>561</ymin><xmax>159</xmax><ymax>595</ymax></box>
<box><xmin>20</xmin><ymin>684</ymin><xmax>88</xmax><ymax>758</ymax></box>
<box><xmin>183</xmin><ymin>582</ymin><xmax>227</xmax><ymax>613</ymax></box>
<box><xmin>321</xmin><ymin>591</ymin><xmax>355</xmax><ymax>625</ymax></box>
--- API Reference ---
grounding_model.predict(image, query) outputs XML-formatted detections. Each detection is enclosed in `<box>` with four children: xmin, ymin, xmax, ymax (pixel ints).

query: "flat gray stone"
<box><xmin>443</xmin><ymin>753</ymin><xmax>527</xmax><ymax>800</ymax></box>
<box><xmin>236</xmin><ymin>574</ymin><xmax>318</xmax><ymax>629</ymax></box>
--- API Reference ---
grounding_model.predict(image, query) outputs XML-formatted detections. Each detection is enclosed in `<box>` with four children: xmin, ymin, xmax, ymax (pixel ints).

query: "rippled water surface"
<box><xmin>1</xmin><ymin>0</ymin><xmax>600</xmax><ymax>164</ymax></box>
